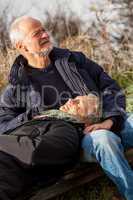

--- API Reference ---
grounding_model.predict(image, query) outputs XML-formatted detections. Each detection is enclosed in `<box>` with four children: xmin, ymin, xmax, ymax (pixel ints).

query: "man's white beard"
<box><xmin>31</xmin><ymin>44</ymin><xmax>53</xmax><ymax>57</ymax></box>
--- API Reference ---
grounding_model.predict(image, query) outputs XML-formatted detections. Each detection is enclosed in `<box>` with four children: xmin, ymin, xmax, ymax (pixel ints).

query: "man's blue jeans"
<box><xmin>81</xmin><ymin>113</ymin><xmax>133</xmax><ymax>200</ymax></box>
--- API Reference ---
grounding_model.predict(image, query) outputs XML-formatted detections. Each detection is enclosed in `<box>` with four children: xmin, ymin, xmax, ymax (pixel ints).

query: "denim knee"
<box><xmin>120</xmin><ymin>113</ymin><xmax>133</xmax><ymax>149</ymax></box>
<box><xmin>82</xmin><ymin>129</ymin><xmax>122</xmax><ymax>157</ymax></box>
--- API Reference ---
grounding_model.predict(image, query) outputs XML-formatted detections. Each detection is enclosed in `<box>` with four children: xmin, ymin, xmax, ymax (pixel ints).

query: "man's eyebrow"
<box><xmin>31</xmin><ymin>28</ymin><xmax>45</xmax><ymax>36</ymax></box>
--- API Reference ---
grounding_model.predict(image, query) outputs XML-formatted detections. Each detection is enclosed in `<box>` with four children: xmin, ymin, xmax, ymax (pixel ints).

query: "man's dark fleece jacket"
<box><xmin>0</xmin><ymin>47</ymin><xmax>126</xmax><ymax>135</ymax></box>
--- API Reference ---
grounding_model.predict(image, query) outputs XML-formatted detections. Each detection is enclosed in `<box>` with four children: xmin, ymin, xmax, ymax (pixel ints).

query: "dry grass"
<box><xmin>60</xmin><ymin>34</ymin><xmax>133</xmax><ymax>75</ymax></box>
<box><xmin>0</xmin><ymin>48</ymin><xmax>18</xmax><ymax>89</ymax></box>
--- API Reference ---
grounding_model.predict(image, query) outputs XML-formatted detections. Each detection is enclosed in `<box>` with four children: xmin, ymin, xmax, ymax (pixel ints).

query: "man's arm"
<box><xmin>0</xmin><ymin>85</ymin><xmax>37</xmax><ymax>134</ymax></box>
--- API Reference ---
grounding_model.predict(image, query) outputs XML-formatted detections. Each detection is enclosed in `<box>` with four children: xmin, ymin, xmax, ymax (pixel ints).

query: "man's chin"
<box><xmin>33</xmin><ymin>45</ymin><xmax>53</xmax><ymax>57</ymax></box>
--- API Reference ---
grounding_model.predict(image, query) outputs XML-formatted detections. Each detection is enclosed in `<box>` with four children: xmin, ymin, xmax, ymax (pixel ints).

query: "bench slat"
<box><xmin>19</xmin><ymin>148</ymin><xmax>133</xmax><ymax>200</ymax></box>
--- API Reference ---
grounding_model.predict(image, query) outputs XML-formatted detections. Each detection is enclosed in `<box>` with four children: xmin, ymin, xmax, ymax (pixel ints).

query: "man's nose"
<box><xmin>41</xmin><ymin>31</ymin><xmax>49</xmax><ymax>39</ymax></box>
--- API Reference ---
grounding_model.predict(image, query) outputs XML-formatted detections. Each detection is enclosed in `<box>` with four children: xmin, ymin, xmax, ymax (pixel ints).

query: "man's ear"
<box><xmin>15</xmin><ymin>42</ymin><xmax>28</xmax><ymax>52</ymax></box>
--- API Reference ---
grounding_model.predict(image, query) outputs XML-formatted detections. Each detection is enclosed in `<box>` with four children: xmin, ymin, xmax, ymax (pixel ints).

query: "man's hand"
<box><xmin>84</xmin><ymin>119</ymin><xmax>113</xmax><ymax>133</ymax></box>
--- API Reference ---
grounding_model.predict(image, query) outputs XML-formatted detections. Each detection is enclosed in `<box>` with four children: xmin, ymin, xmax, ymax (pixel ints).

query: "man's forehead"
<box><xmin>19</xmin><ymin>19</ymin><xmax>43</xmax><ymax>35</ymax></box>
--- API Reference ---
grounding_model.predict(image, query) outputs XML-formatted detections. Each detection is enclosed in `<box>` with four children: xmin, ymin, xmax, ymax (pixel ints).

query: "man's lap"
<box><xmin>80</xmin><ymin>113</ymin><xmax>133</xmax><ymax>162</ymax></box>
<box><xmin>120</xmin><ymin>113</ymin><xmax>133</xmax><ymax>149</ymax></box>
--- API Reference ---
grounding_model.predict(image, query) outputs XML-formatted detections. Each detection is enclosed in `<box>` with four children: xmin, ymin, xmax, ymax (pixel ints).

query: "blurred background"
<box><xmin>0</xmin><ymin>0</ymin><xmax>133</xmax><ymax>199</ymax></box>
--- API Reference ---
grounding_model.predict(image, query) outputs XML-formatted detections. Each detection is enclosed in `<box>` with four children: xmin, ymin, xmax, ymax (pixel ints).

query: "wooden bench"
<box><xmin>19</xmin><ymin>148</ymin><xmax>133</xmax><ymax>200</ymax></box>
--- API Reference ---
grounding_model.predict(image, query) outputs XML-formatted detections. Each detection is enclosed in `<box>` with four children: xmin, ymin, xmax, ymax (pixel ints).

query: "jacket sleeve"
<box><xmin>72</xmin><ymin>52</ymin><xmax>126</xmax><ymax>131</ymax></box>
<box><xmin>0</xmin><ymin>85</ymin><xmax>37</xmax><ymax>134</ymax></box>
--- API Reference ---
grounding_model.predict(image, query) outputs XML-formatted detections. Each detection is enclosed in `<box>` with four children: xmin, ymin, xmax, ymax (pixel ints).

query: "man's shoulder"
<box><xmin>12</xmin><ymin>54</ymin><xmax>27</xmax><ymax>66</ymax></box>
<box><xmin>9</xmin><ymin>55</ymin><xmax>29</xmax><ymax>85</ymax></box>
<box><xmin>51</xmin><ymin>47</ymin><xmax>70</xmax><ymax>59</ymax></box>
<box><xmin>52</xmin><ymin>47</ymin><xmax>86</xmax><ymax>62</ymax></box>
<box><xmin>0</xmin><ymin>83</ymin><xmax>17</xmax><ymax>105</ymax></box>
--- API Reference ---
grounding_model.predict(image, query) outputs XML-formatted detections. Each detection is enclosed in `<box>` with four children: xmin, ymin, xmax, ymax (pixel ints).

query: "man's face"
<box><xmin>19</xmin><ymin>19</ymin><xmax>53</xmax><ymax>55</ymax></box>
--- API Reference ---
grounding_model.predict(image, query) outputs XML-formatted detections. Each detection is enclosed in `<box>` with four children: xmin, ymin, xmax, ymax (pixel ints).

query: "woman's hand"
<box><xmin>84</xmin><ymin>119</ymin><xmax>114</xmax><ymax>133</ymax></box>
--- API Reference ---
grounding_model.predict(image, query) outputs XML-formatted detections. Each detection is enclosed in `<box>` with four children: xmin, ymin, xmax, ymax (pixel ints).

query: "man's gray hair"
<box><xmin>9</xmin><ymin>16</ymin><xmax>28</xmax><ymax>46</ymax></box>
<box><xmin>10</xmin><ymin>16</ymin><xmax>42</xmax><ymax>47</ymax></box>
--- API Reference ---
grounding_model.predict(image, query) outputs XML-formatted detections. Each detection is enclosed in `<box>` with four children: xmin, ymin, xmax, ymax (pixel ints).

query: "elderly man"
<box><xmin>0</xmin><ymin>16</ymin><xmax>132</xmax><ymax>200</ymax></box>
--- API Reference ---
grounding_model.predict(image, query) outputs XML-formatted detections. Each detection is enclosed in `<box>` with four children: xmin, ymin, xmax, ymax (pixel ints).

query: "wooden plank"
<box><xmin>19</xmin><ymin>148</ymin><xmax>133</xmax><ymax>200</ymax></box>
<box><xmin>29</xmin><ymin>165</ymin><xmax>103</xmax><ymax>200</ymax></box>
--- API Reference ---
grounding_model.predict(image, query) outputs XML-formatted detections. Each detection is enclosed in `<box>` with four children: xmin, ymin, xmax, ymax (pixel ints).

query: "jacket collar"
<box><xmin>9</xmin><ymin>47</ymin><xmax>71</xmax><ymax>86</ymax></box>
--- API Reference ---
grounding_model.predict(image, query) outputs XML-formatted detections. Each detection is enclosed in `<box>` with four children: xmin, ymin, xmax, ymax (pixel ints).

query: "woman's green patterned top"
<box><xmin>39</xmin><ymin>109</ymin><xmax>100</xmax><ymax>125</ymax></box>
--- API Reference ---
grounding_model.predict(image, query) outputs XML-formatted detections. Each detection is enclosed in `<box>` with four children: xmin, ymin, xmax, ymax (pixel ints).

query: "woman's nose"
<box><xmin>67</xmin><ymin>99</ymin><xmax>73</xmax><ymax>105</ymax></box>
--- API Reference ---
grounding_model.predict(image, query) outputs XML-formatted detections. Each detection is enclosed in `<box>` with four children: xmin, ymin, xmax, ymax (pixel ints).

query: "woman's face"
<box><xmin>60</xmin><ymin>95</ymin><xmax>99</xmax><ymax>119</ymax></box>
